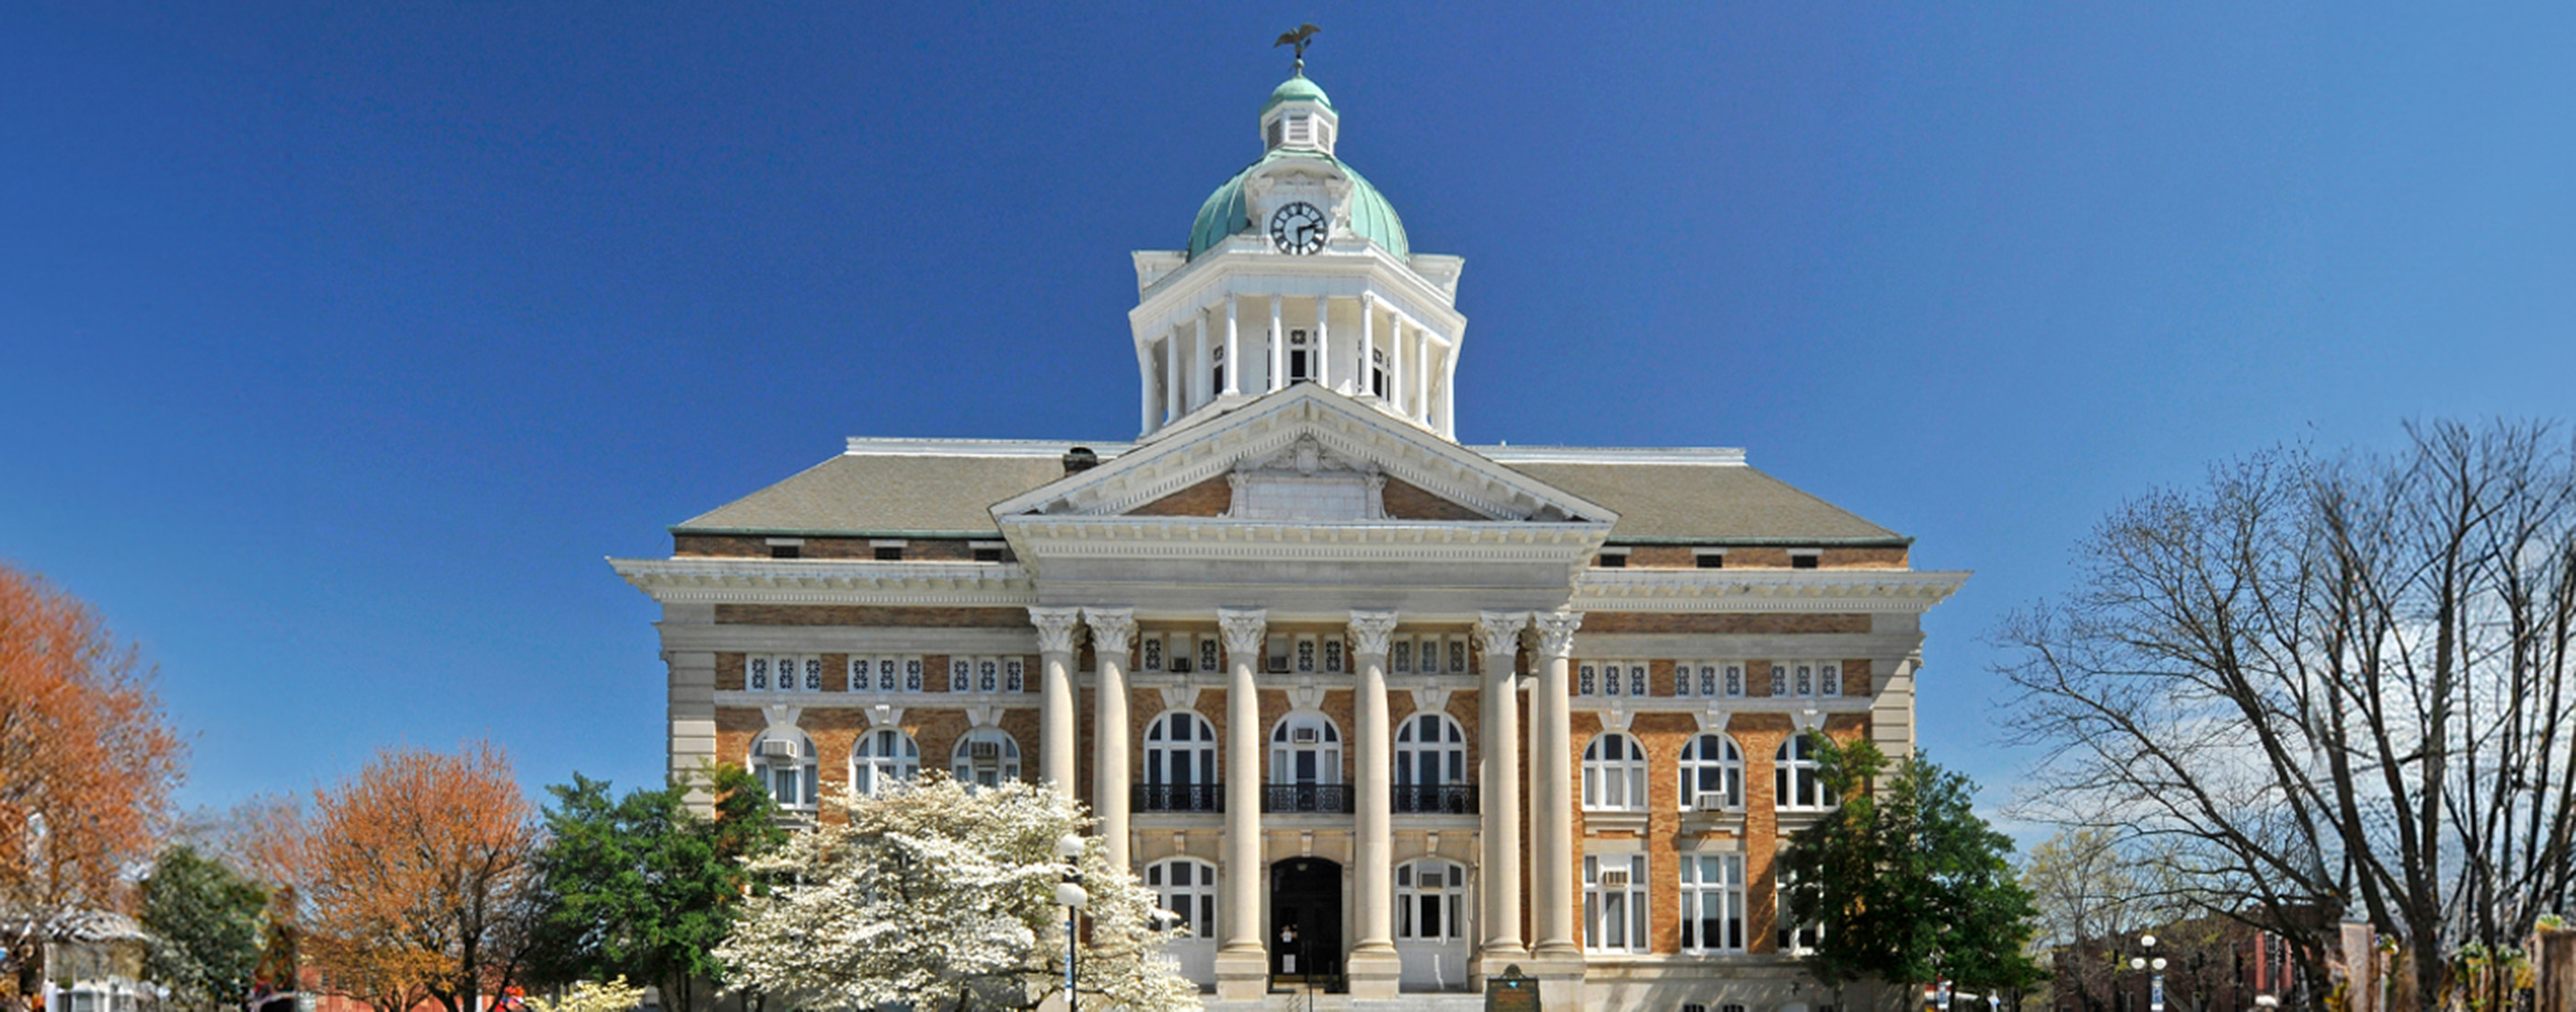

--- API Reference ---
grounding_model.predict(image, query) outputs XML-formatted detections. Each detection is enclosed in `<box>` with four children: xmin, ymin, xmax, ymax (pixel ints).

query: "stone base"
<box><xmin>1514</xmin><ymin>950</ymin><xmax>1589</xmax><ymax>1008</ymax></box>
<box><xmin>1213</xmin><ymin>947</ymin><xmax>1269</xmax><ymax>1002</ymax></box>
<box><xmin>1344</xmin><ymin>946</ymin><xmax>1402</xmax><ymax>999</ymax></box>
<box><xmin>1471</xmin><ymin>943</ymin><xmax>1533</xmax><ymax>989</ymax></box>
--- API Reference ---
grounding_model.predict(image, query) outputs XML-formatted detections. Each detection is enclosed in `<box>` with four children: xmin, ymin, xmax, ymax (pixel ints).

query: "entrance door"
<box><xmin>1269</xmin><ymin>858</ymin><xmax>1344</xmax><ymax>991</ymax></box>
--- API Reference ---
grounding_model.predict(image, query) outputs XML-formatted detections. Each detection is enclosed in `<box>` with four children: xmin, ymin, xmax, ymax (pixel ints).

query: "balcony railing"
<box><xmin>1263</xmin><ymin>783</ymin><xmax>1354</xmax><ymax>813</ymax></box>
<box><xmin>1392</xmin><ymin>783</ymin><xmax>1478</xmax><ymax>814</ymax></box>
<box><xmin>1133</xmin><ymin>782</ymin><xmax>1224</xmax><ymax>813</ymax></box>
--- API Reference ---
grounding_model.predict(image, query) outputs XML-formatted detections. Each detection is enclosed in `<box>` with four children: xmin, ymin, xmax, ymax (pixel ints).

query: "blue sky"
<box><xmin>5</xmin><ymin>4</ymin><xmax>2570</xmax><ymax>820</ymax></box>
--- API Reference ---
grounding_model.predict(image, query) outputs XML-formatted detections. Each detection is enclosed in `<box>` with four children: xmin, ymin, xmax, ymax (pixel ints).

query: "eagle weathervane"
<box><xmin>1274</xmin><ymin>23</ymin><xmax>1319</xmax><ymax>74</ymax></box>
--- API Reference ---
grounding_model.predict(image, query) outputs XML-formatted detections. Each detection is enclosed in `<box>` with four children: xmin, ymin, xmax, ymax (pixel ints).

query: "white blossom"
<box><xmin>717</xmin><ymin>775</ymin><xmax>1200</xmax><ymax>1012</ymax></box>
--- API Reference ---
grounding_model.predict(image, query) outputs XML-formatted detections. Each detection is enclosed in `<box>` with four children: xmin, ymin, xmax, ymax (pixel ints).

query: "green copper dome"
<box><xmin>1262</xmin><ymin>74</ymin><xmax>1333</xmax><ymax>114</ymax></box>
<box><xmin>1186</xmin><ymin>149</ymin><xmax>1409</xmax><ymax>261</ymax></box>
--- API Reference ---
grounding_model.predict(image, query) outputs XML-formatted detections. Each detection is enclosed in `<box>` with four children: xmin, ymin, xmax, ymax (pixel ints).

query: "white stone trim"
<box><xmin>842</xmin><ymin>437</ymin><xmax>1132</xmax><ymax>458</ymax></box>
<box><xmin>1572</xmin><ymin>569</ymin><xmax>1969</xmax><ymax>613</ymax></box>
<box><xmin>1000</xmin><ymin>517</ymin><xmax>1608</xmax><ymax>565</ymax></box>
<box><xmin>610</xmin><ymin>558</ymin><xmax>1037</xmax><ymax>605</ymax></box>
<box><xmin>1476</xmin><ymin>445</ymin><xmax>1747</xmax><ymax>466</ymax></box>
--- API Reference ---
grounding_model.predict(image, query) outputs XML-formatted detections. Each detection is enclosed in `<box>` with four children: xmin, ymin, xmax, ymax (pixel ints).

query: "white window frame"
<box><xmin>1767</xmin><ymin>659</ymin><xmax>1846</xmax><ymax>698</ymax></box>
<box><xmin>951</xmin><ymin>728</ymin><xmax>1022</xmax><ymax>788</ymax></box>
<box><xmin>749</xmin><ymin>728</ymin><xmax>818</xmax><ymax>811</ymax></box>
<box><xmin>1680</xmin><ymin>732</ymin><xmax>1744</xmax><ymax>811</ymax></box>
<box><xmin>1395</xmin><ymin>710</ymin><xmax>1467</xmax><ymax>789</ymax></box>
<box><xmin>851</xmin><ymin>727</ymin><xmax>921</xmax><ymax>796</ymax></box>
<box><xmin>1144</xmin><ymin>709</ymin><xmax>1220</xmax><ymax>787</ymax></box>
<box><xmin>1581</xmin><ymin>854</ymin><xmax>1649</xmax><ymax>954</ymax></box>
<box><xmin>747</xmin><ymin>654</ymin><xmax>821</xmax><ymax>694</ymax></box>
<box><xmin>1396</xmin><ymin>858</ymin><xmax>1466</xmax><ymax>941</ymax></box>
<box><xmin>1581</xmin><ymin>732</ymin><xmax>1648</xmax><ymax>811</ymax></box>
<box><xmin>1676</xmin><ymin>852</ymin><xmax>1746</xmax><ymax>953</ymax></box>
<box><xmin>1268</xmin><ymin>711</ymin><xmax>1343</xmax><ymax>786</ymax></box>
<box><xmin>1144</xmin><ymin>857</ymin><xmax>1219</xmax><ymax>939</ymax></box>
<box><xmin>1777</xmin><ymin>860</ymin><xmax>1824</xmax><ymax>953</ymax></box>
<box><xmin>1776</xmin><ymin>733</ymin><xmax>1830</xmax><ymax>811</ymax></box>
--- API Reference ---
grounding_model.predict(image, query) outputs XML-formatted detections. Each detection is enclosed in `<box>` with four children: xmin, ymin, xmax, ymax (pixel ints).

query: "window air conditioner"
<box><xmin>1291</xmin><ymin>727</ymin><xmax>1319</xmax><ymax>744</ymax></box>
<box><xmin>760</xmin><ymin>739</ymin><xmax>799</xmax><ymax>759</ymax></box>
<box><xmin>969</xmin><ymin>741</ymin><xmax>1002</xmax><ymax>760</ymax></box>
<box><xmin>1598</xmin><ymin>868</ymin><xmax>1631</xmax><ymax>890</ymax></box>
<box><xmin>1696</xmin><ymin>792</ymin><xmax>1732</xmax><ymax>812</ymax></box>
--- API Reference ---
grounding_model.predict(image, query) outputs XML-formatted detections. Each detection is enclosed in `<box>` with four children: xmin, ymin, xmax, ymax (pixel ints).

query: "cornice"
<box><xmin>997</xmin><ymin>517</ymin><xmax>1608</xmax><ymax>564</ymax></box>
<box><xmin>1570</xmin><ymin>569</ymin><xmax>1970</xmax><ymax>614</ymax></box>
<box><xmin>609</xmin><ymin>558</ymin><xmax>1038</xmax><ymax>605</ymax></box>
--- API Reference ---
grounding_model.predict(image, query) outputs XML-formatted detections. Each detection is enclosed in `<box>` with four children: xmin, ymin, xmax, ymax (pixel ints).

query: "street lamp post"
<box><xmin>2130</xmin><ymin>935</ymin><xmax>2168</xmax><ymax>1012</ymax></box>
<box><xmin>1055</xmin><ymin>833</ymin><xmax>1089</xmax><ymax>1012</ymax></box>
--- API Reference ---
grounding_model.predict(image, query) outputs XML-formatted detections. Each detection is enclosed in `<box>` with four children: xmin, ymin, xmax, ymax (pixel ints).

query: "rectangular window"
<box><xmin>1696</xmin><ymin>551</ymin><xmax>1726</xmax><ymax>569</ymax></box>
<box><xmin>1449</xmin><ymin>638</ymin><xmax>1468</xmax><ymax>673</ymax></box>
<box><xmin>1821</xmin><ymin>661</ymin><xmax>1843</xmax><ymax>697</ymax></box>
<box><xmin>1005</xmin><ymin>658</ymin><xmax>1026</xmax><ymax>693</ymax></box>
<box><xmin>1597</xmin><ymin>551</ymin><xmax>1627</xmax><ymax>568</ymax></box>
<box><xmin>1777</xmin><ymin>864</ymin><xmax>1825</xmax><ymax>953</ymax></box>
<box><xmin>1391</xmin><ymin>639</ymin><xmax>1413</xmax><ymax>673</ymax></box>
<box><xmin>1604</xmin><ymin>661</ymin><xmax>1623</xmax><ymax>696</ymax></box>
<box><xmin>1582</xmin><ymin>854</ymin><xmax>1650</xmax><ymax>954</ymax></box>
<box><xmin>1199</xmin><ymin>637</ymin><xmax>1220</xmax><ymax>673</ymax></box>
<box><xmin>1322</xmin><ymin>637</ymin><xmax>1343</xmax><ymax>673</ymax></box>
<box><xmin>1267</xmin><ymin>636</ymin><xmax>1290</xmax><ymax>673</ymax></box>
<box><xmin>1678</xmin><ymin>853</ymin><xmax>1746</xmax><ymax>952</ymax></box>
<box><xmin>1142</xmin><ymin>636</ymin><xmax>1164</xmax><ymax>672</ymax></box>
<box><xmin>1579</xmin><ymin>663</ymin><xmax>1597</xmax><ymax>696</ymax></box>
<box><xmin>979</xmin><ymin>659</ymin><xmax>999</xmax><ymax>693</ymax></box>
<box><xmin>972</xmin><ymin>546</ymin><xmax>1004</xmax><ymax>563</ymax></box>
<box><xmin>1769</xmin><ymin>662</ymin><xmax>1788</xmax><ymax>696</ymax></box>
<box><xmin>769</xmin><ymin>544</ymin><xmax>800</xmax><ymax>559</ymax></box>
<box><xmin>1296</xmin><ymin>636</ymin><xmax>1316</xmax><ymax>673</ymax></box>
<box><xmin>904</xmin><ymin>658</ymin><xmax>924</xmax><ymax>692</ymax></box>
<box><xmin>1724</xmin><ymin>663</ymin><xmax>1745</xmax><ymax>697</ymax></box>
<box><xmin>1791</xmin><ymin>552</ymin><xmax>1820</xmax><ymax>569</ymax></box>
<box><xmin>1795</xmin><ymin>663</ymin><xmax>1815</xmax><ymax>696</ymax></box>
<box><xmin>748</xmin><ymin>656</ymin><xmax>769</xmax><ymax>691</ymax></box>
<box><xmin>874</xmin><ymin>545</ymin><xmax>903</xmax><ymax>561</ymax></box>
<box><xmin>1627</xmin><ymin>663</ymin><xmax>1648</xmax><ymax>696</ymax></box>
<box><xmin>952</xmin><ymin>659</ymin><xmax>973</xmax><ymax>694</ymax></box>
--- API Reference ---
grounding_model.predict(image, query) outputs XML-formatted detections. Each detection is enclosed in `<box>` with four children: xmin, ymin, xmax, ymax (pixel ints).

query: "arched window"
<box><xmin>1144</xmin><ymin>857</ymin><xmax>1218</xmax><ymax>940</ymax></box>
<box><xmin>1581</xmin><ymin>732</ymin><xmax>1647</xmax><ymax>811</ymax></box>
<box><xmin>1143</xmin><ymin>710</ymin><xmax>1220</xmax><ymax>811</ymax></box>
<box><xmin>748</xmin><ymin>728</ymin><xmax>817</xmax><ymax>811</ymax></box>
<box><xmin>1394</xmin><ymin>712</ymin><xmax>1468</xmax><ymax>813</ymax></box>
<box><xmin>851</xmin><ymin>727</ymin><xmax>920</xmax><ymax>796</ymax></box>
<box><xmin>951</xmin><ymin>729</ymin><xmax>1022</xmax><ymax>788</ymax></box>
<box><xmin>1679</xmin><ymin>733</ymin><xmax>1744</xmax><ymax>811</ymax></box>
<box><xmin>1396</xmin><ymin>858</ymin><xmax>1466</xmax><ymax>941</ymax></box>
<box><xmin>1776</xmin><ymin>734</ymin><xmax>1828</xmax><ymax>811</ymax></box>
<box><xmin>1269</xmin><ymin>712</ymin><xmax>1343</xmax><ymax>786</ymax></box>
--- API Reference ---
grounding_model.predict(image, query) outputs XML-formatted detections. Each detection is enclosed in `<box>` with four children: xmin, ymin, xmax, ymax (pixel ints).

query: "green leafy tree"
<box><xmin>138</xmin><ymin>845</ymin><xmax>270</xmax><ymax>1012</ymax></box>
<box><xmin>527</xmin><ymin>765</ymin><xmax>783</xmax><ymax>1012</ymax></box>
<box><xmin>1782</xmin><ymin>733</ymin><xmax>2043</xmax><ymax>1009</ymax></box>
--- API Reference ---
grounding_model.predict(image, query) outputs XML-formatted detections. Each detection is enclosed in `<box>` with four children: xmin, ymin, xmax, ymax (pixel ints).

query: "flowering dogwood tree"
<box><xmin>717</xmin><ymin>775</ymin><xmax>1197</xmax><ymax>1012</ymax></box>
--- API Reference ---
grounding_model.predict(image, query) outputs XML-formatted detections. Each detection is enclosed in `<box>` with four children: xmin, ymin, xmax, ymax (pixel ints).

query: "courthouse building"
<box><xmin>612</xmin><ymin>63</ymin><xmax>1965</xmax><ymax>1012</ymax></box>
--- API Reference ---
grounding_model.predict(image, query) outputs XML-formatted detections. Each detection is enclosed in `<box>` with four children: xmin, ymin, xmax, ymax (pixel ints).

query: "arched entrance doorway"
<box><xmin>1269</xmin><ymin>857</ymin><xmax>1344</xmax><ymax>992</ymax></box>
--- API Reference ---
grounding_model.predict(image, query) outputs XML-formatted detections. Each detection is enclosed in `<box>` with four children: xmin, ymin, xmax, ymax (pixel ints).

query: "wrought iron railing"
<box><xmin>1391</xmin><ymin>783</ymin><xmax>1478</xmax><ymax>814</ymax></box>
<box><xmin>1262</xmin><ymin>783</ymin><xmax>1354</xmax><ymax>813</ymax></box>
<box><xmin>1133</xmin><ymin>782</ymin><xmax>1224</xmax><ymax>812</ymax></box>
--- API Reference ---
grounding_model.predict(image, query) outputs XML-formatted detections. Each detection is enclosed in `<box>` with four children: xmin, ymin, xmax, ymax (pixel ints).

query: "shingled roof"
<box><xmin>673</xmin><ymin>441</ymin><xmax>1904</xmax><ymax>546</ymax></box>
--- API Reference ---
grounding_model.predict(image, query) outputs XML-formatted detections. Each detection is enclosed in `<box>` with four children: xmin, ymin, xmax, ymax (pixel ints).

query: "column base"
<box><xmin>1214</xmin><ymin>947</ymin><xmax>1269</xmax><ymax>1001</ymax></box>
<box><xmin>1512</xmin><ymin>951</ymin><xmax>1589</xmax><ymax>1008</ymax></box>
<box><xmin>1471</xmin><ymin>943</ymin><xmax>1532</xmax><ymax>988</ymax></box>
<box><xmin>1345</xmin><ymin>946</ymin><xmax>1401</xmax><ymax>999</ymax></box>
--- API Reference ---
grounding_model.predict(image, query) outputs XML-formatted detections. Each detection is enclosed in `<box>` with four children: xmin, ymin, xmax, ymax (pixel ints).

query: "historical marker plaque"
<box><xmin>1487</xmin><ymin>965</ymin><xmax>1540</xmax><ymax>1012</ymax></box>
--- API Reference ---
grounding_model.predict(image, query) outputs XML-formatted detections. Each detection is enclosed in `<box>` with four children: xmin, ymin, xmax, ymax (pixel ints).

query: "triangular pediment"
<box><xmin>988</xmin><ymin>385</ymin><xmax>1616</xmax><ymax>526</ymax></box>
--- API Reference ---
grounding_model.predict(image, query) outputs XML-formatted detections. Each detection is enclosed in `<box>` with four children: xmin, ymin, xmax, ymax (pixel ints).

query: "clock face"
<box><xmin>1269</xmin><ymin>201</ymin><xmax>1328</xmax><ymax>255</ymax></box>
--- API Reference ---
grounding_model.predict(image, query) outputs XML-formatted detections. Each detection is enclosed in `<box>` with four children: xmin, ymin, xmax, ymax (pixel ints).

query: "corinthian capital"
<box><xmin>1217</xmin><ymin>608</ymin><xmax>1268</xmax><ymax>661</ymax></box>
<box><xmin>1346</xmin><ymin>611</ymin><xmax>1399</xmax><ymax>659</ymax></box>
<box><xmin>1082</xmin><ymin>607</ymin><xmax>1136</xmax><ymax>656</ymax></box>
<box><xmin>1531</xmin><ymin>609</ymin><xmax>1584</xmax><ymax>660</ymax></box>
<box><xmin>1028</xmin><ymin>606</ymin><xmax>1084</xmax><ymax>655</ymax></box>
<box><xmin>1476</xmin><ymin>611</ymin><xmax>1529</xmax><ymax>664</ymax></box>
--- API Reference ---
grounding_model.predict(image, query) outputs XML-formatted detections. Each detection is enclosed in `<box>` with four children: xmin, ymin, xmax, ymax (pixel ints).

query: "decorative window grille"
<box><xmin>1295</xmin><ymin>637</ymin><xmax>1316</xmax><ymax>673</ymax></box>
<box><xmin>1578</xmin><ymin>663</ymin><xmax>1597</xmax><ymax>696</ymax></box>
<box><xmin>979</xmin><ymin>660</ymin><xmax>999</xmax><ymax>693</ymax></box>
<box><xmin>1769</xmin><ymin>662</ymin><xmax>1788</xmax><ymax>696</ymax></box>
<box><xmin>1142</xmin><ymin>637</ymin><xmax>1164</xmax><ymax>672</ymax></box>
<box><xmin>1724</xmin><ymin>663</ymin><xmax>1745</xmax><ymax>696</ymax></box>
<box><xmin>1199</xmin><ymin>638</ymin><xmax>1220</xmax><ymax>673</ymax></box>
<box><xmin>748</xmin><ymin>657</ymin><xmax>769</xmax><ymax>691</ymax></box>
<box><xmin>1005</xmin><ymin>658</ymin><xmax>1026</xmax><ymax>693</ymax></box>
<box><xmin>952</xmin><ymin>659</ymin><xmax>972</xmax><ymax>694</ymax></box>
<box><xmin>1449</xmin><ymin>638</ymin><xmax>1468</xmax><ymax>673</ymax></box>
<box><xmin>1820</xmin><ymin>661</ymin><xmax>1843</xmax><ymax>697</ymax></box>
<box><xmin>903</xmin><ymin>658</ymin><xmax>923</xmax><ymax>692</ymax></box>
<box><xmin>1323</xmin><ymin>638</ymin><xmax>1343</xmax><ymax>673</ymax></box>
<box><xmin>1794</xmin><ymin>663</ymin><xmax>1815</xmax><ymax>696</ymax></box>
<box><xmin>1391</xmin><ymin>640</ymin><xmax>1413</xmax><ymax>673</ymax></box>
<box><xmin>1627</xmin><ymin>662</ymin><xmax>1648</xmax><ymax>696</ymax></box>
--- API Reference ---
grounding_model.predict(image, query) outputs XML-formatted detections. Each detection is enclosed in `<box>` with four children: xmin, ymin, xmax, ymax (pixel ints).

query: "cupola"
<box><xmin>1260</xmin><ymin>73</ymin><xmax>1338</xmax><ymax>155</ymax></box>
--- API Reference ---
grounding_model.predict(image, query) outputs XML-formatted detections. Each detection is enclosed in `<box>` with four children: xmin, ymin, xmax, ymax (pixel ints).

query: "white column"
<box><xmin>1476</xmin><ymin>613</ymin><xmax>1530</xmax><ymax>967</ymax></box>
<box><xmin>1441</xmin><ymin>340</ymin><xmax>1462</xmax><ymax>437</ymax></box>
<box><xmin>1415</xmin><ymin>331</ymin><xmax>1432</xmax><ymax>423</ymax></box>
<box><xmin>1313</xmin><ymin>295</ymin><xmax>1330</xmax><ymax>392</ymax></box>
<box><xmin>1029</xmin><ymin>606</ymin><xmax>1084</xmax><ymax>798</ymax></box>
<box><xmin>1361</xmin><ymin>295</ymin><xmax>1377</xmax><ymax>398</ymax></box>
<box><xmin>1139</xmin><ymin>355</ymin><xmax>1156</xmax><ymax>435</ymax></box>
<box><xmin>1192</xmin><ymin>314</ymin><xmax>1211</xmax><ymax>410</ymax></box>
<box><xmin>1268</xmin><ymin>296</ymin><xmax>1284</xmax><ymax>391</ymax></box>
<box><xmin>1214</xmin><ymin>608</ymin><xmax>1271</xmax><ymax>999</ymax></box>
<box><xmin>1529</xmin><ymin>609</ymin><xmax>1584</xmax><ymax>958</ymax></box>
<box><xmin>1086</xmin><ymin>608</ymin><xmax>1136</xmax><ymax>872</ymax></box>
<box><xmin>1346</xmin><ymin>611</ymin><xmax>1401</xmax><ymax>995</ymax></box>
<box><xmin>1387</xmin><ymin>315</ymin><xmax>1406</xmax><ymax>415</ymax></box>
<box><xmin>1164</xmin><ymin>329</ymin><xmax>1182</xmax><ymax>422</ymax></box>
<box><xmin>1224</xmin><ymin>295</ymin><xmax>1242</xmax><ymax>396</ymax></box>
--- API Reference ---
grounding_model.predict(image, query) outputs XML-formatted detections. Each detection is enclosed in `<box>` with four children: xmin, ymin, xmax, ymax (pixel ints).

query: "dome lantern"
<box><xmin>1261</xmin><ymin>74</ymin><xmax>1337</xmax><ymax>155</ymax></box>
